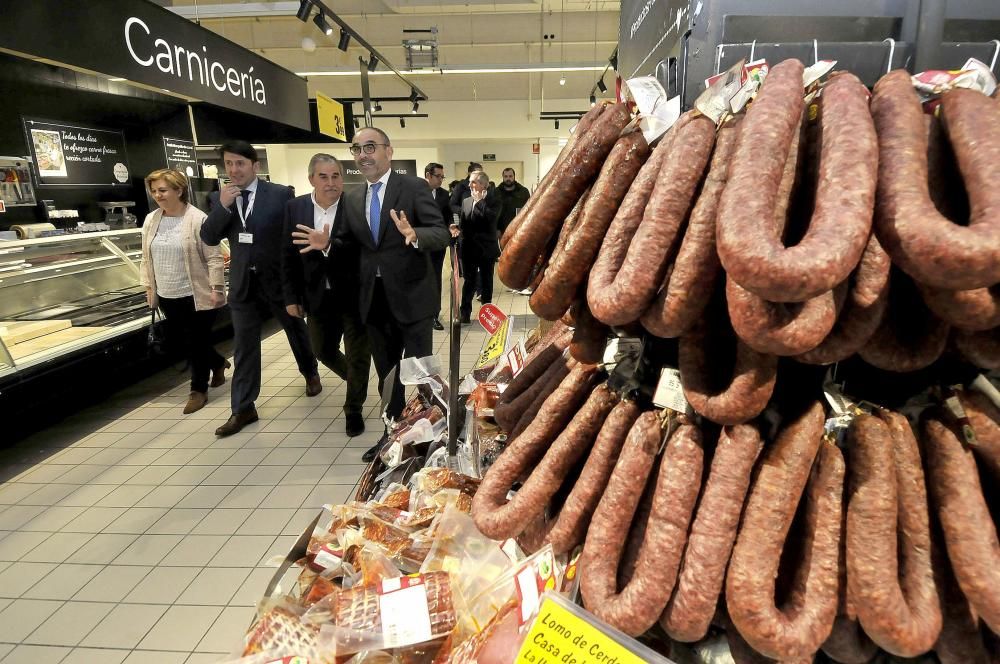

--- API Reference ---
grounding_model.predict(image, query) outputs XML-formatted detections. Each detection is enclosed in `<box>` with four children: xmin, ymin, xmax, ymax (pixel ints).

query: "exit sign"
<box><xmin>482</xmin><ymin>153</ymin><xmax>496</xmax><ymax>161</ymax></box>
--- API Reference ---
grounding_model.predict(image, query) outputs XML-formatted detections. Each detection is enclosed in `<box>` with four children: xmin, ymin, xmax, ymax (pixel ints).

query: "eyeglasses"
<box><xmin>349</xmin><ymin>143</ymin><xmax>389</xmax><ymax>155</ymax></box>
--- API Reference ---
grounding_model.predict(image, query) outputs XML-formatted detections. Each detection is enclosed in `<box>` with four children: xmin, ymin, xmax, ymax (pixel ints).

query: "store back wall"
<box><xmin>0</xmin><ymin>55</ymin><xmax>194</xmax><ymax>228</ymax></box>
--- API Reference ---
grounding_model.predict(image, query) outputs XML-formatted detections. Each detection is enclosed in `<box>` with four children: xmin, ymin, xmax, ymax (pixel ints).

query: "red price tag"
<box><xmin>478</xmin><ymin>304</ymin><xmax>507</xmax><ymax>334</ymax></box>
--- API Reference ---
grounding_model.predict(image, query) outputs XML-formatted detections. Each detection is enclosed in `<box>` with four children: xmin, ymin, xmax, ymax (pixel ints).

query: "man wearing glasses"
<box><xmin>295</xmin><ymin>128</ymin><xmax>449</xmax><ymax>461</ymax></box>
<box><xmin>424</xmin><ymin>162</ymin><xmax>453</xmax><ymax>331</ymax></box>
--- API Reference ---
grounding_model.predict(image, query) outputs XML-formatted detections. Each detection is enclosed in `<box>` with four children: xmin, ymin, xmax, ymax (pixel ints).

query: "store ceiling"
<box><xmin>162</xmin><ymin>1</ymin><xmax>620</xmax><ymax>105</ymax></box>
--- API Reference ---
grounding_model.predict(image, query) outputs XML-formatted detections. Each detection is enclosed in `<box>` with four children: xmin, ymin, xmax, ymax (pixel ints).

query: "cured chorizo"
<box><xmin>580</xmin><ymin>415</ymin><xmax>704</xmax><ymax>636</ymax></box>
<box><xmin>954</xmin><ymin>326</ymin><xmax>1000</xmax><ymax>370</ymax></box>
<box><xmin>641</xmin><ymin>117</ymin><xmax>740</xmax><ymax>338</ymax></box>
<box><xmin>933</xmin><ymin>540</ymin><xmax>990</xmax><ymax>664</ymax></box>
<box><xmin>544</xmin><ymin>400</ymin><xmax>641</xmax><ymax>555</ymax></box>
<box><xmin>501</xmin><ymin>105</ymin><xmax>604</xmax><ymax>249</ymax></box>
<box><xmin>569</xmin><ymin>297</ymin><xmax>610</xmax><ymax>364</ymax></box>
<box><xmin>531</xmin><ymin>132</ymin><xmax>650</xmax><ymax>321</ymax></box>
<box><xmin>717</xmin><ymin>62</ymin><xmax>877</xmax><ymax>303</ymax></box>
<box><xmin>661</xmin><ymin>424</ymin><xmax>764</xmax><ymax>642</ymax></box>
<box><xmin>858</xmin><ymin>268</ymin><xmax>950</xmax><ymax>372</ymax></box>
<box><xmin>870</xmin><ymin>70</ymin><xmax>1000</xmax><ymax>290</ymax></box>
<box><xmin>727</xmin><ymin>278</ymin><xmax>847</xmax><ymax>356</ymax></box>
<box><xmin>588</xmin><ymin>112</ymin><xmax>716</xmax><ymax>326</ymax></box>
<box><xmin>846</xmin><ymin>412</ymin><xmax>941</xmax><ymax>656</ymax></box>
<box><xmin>726</xmin><ymin>403</ymin><xmax>843</xmax><ymax>659</ymax></box>
<box><xmin>496</xmin><ymin>351</ymin><xmax>571</xmax><ymax>434</ymax></box>
<box><xmin>679</xmin><ymin>317</ymin><xmax>777</xmax><ymax>425</ymax></box>
<box><xmin>496</xmin><ymin>322</ymin><xmax>571</xmax><ymax>409</ymax></box>
<box><xmin>500</xmin><ymin>103</ymin><xmax>631</xmax><ymax>289</ymax></box>
<box><xmin>919</xmin><ymin>284</ymin><xmax>1000</xmax><ymax>332</ymax></box>
<box><xmin>922</xmin><ymin>413</ymin><xmax>1000</xmax><ymax>633</ymax></box>
<box><xmin>960</xmin><ymin>390</ymin><xmax>1000</xmax><ymax>481</ymax></box>
<box><xmin>471</xmin><ymin>363</ymin><xmax>601</xmax><ymax>540</ymax></box>
<box><xmin>797</xmin><ymin>232</ymin><xmax>891</xmax><ymax>365</ymax></box>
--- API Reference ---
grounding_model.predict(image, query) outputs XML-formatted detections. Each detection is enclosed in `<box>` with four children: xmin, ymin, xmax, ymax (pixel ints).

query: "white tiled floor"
<box><xmin>0</xmin><ymin>270</ymin><xmax>535</xmax><ymax>662</ymax></box>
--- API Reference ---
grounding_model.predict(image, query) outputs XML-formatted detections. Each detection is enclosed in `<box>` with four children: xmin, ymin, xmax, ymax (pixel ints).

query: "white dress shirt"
<box><xmin>312</xmin><ymin>193</ymin><xmax>339</xmax><ymax>286</ymax></box>
<box><xmin>235</xmin><ymin>177</ymin><xmax>259</xmax><ymax>226</ymax></box>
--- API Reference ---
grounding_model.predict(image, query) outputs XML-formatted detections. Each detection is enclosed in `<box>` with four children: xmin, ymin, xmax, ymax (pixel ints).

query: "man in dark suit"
<box><xmin>200</xmin><ymin>140</ymin><xmax>321</xmax><ymax>436</ymax></box>
<box><xmin>424</xmin><ymin>162</ymin><xmax>452</xmax><ymax>331</ymax></box>
<box><xmin>282</xmin><ymin>154</ymin><xmax>371</xmax><ymax>438</ymax></box>
<box><xmin>458</xmin><ymin>171</ymin><xmax>501</xmax><ymax>324</ymax></box>
<box><xmin>449</xmin><ymin>161</ymin><xmax>483</xmax><ymax>216</ymax></box>
<box><xmin>298</xmin><ymin>127</ymin><xmax>449</xmax><ymax>461</ymax></box>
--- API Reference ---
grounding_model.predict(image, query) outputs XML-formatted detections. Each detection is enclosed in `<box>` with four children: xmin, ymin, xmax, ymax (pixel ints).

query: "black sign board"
<box><xmin>342</xmin><ymin>160</ymin><xmax>419</xmax><ymax>190</ymax></box>
<box><xmin>163</xmin><ymin>137</ymin><xmax>197</xmax><ymax>174</ymax></box>
<box><xmin>483</xmin><ymin>153</ymin><xmax>496</xmax><ymax>161</ymax></box>
<box><xmin>619</xmin><ymin>0</ymin><xmax>690</xmax><ymax>79</ymax></box>
<box><xmin>24</xmin><ymin>118</ymin><xmax>131</xmax><ymax>187</ymax></box>
<box><xmin>1</xmin><ymin>0</ymin><xmax>309</xmax><ymax>130</ymax></box>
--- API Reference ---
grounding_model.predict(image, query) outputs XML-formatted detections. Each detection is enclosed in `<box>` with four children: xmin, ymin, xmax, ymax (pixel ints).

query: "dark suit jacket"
<box><xmin>336</xmin><ymin>172</ymin><xmax>450</xmax><ymax>324</ymax></box>
<box><xmin>459</xmin><ymin>191</ymin><xmax>501</xmax><ymax>261</ymax></box>
<box><xmin>432</xmin><ymin>186</ymin><xmax>452</xmax><ymax>225</ymax></box>
<box><xmin>200</xmin><ymin>179</ymin><xmax>295</xmax><ymax>303</ymax></box>
<box><xmin>281</xmin><ymin>194</ymin><xmax>359</xmax><ymax>314</ymax></box>
<box><xmin>449</xmin><ymin>178</ymin><xmax>471</xmax><ymax>216</ymax></box>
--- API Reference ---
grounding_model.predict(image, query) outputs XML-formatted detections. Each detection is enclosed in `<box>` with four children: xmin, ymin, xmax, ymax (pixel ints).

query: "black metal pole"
<box><xmin>359</xmin><ymin>58</ymin><xmax>373</xmax><ymax>127</ymax></box>
<box><xmin>447</xmin><ymin>238</ymin><xmax>461</xmax><ymax>460</ymax></box>
<box><xmin>914</xmin><ymin>0</ymin><xmax>946</xmax><ymax>72</ymax></box>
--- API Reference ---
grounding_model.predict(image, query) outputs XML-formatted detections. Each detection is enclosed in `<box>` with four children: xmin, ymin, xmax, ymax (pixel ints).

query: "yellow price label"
<box><xmin>475</xmin><ymin>317</ymin><xmax>510</xmax><ymax>369</ymax></box>
<box><xmin>515</xmin><ymin>596</ymin><xmax>652</xmax><ymax>664</ymax></box>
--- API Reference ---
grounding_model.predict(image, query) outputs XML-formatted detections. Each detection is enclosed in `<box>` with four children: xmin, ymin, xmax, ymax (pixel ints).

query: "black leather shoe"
<box><xmin>210</xmin><ymin>360</ymin><xmax>231</xmax><ymax>388</ymax></box>
<box><xmin>215</xmin><ymin>408</ymin><xmax>259</xmax><ymax>436</ymax></box>
<box><xmin>346</xmin><ymin>413</ymin><xmax>365</xmax><ymax>437</ymax></box>
<box><xmin>460</xmin><ymin>316</ymin><xmax>471</xmax><ymax>325</ymax></box>
<box><xmin>432</xmin><ymin>317</ymin><xmax>444</xmax><ymax>331</ymax></box>
<box><xmin>305</xmin><ymin>374</ymin><xmax>323</xmax><ymax>397</ymax></box>
<box><xmin>362</xmin><ymin>432</ymin><xmax>389</xmax><ymax>463</ymax></box>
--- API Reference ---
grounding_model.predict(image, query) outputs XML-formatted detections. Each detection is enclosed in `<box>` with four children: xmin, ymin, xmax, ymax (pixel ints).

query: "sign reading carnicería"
<box><xmin>0</xmin><ymin>0</ymin><xmax>310</xmax><ymax>130</ymax></box>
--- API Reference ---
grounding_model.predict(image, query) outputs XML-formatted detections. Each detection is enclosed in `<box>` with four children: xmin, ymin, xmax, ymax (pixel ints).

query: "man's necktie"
<box><xmin>240</xmin><ymin>190</ymin><xmax>252</xmax><ymax>223</ymax></box>
<box><xmin>369</xmin><ymin>182</ymin><xmax>382</xmax><ymax>244</ymax></box>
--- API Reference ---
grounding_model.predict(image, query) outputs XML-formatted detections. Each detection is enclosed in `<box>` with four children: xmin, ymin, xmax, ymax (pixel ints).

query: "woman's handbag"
<box><xmin>147</xmin><ymin>308</ymin><xmax>168</xmax><ymax>356</ymax></box>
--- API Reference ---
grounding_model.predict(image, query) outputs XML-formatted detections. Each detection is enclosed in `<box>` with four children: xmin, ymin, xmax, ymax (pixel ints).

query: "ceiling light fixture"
<box><xmin>412</xmin><ymin>101</ymin><xmax>419</xmax><ymax>114</ymax></box>
<box><xmin>295</xmin><ymin>0</ymin><xmax>312</xmax><ymax>22</ymax></box>
<box><xmin>312</xmin><ymin>12</ymin><xmax>332</xmax><ymax>35</ymax></box>
<box><xmin>559</xmin><ymin>76</ymin><xmax>566</xmax><ymax>86</ymax></box>
<box><xmin>408</xmin><ymin>89</ymin><xmax>419</xmax><ymax>103</ymax></box>
<box><xmin>589</xmin><ymin>94</ymin><xmax>596</xmax><ymax>106</ymax></box>
<box><xmin>597</xmin><ymin>77</ymin><xmax>607</xmax><ymax>93</ymax></box>
<box><xmin>374</xmin><ymin>101</ymin><xmax>382</xmax><ymax>112</ymax></box>
<box><xmin>555</xmin><ymin>120</ymin><xmax>560</xmax><ymax>129</ymax></box>
<box><xmin>367</xmin><ymin>53</ymin><xmax>379</xmax><ymax>71</ymax></box>
<box><xmin>400</xmin><ymin>118</ymin><xmax>406</xmax><ymax>128</ymax></box>
<box><xmin>337</xmin><ymin>28</ymin><xmax>351</xmax><ymax>50</ymax></box>
<box><xmin>353</xmin><ymin>117</ymin><xmax>360</xmax><ymax>129</ymax></box>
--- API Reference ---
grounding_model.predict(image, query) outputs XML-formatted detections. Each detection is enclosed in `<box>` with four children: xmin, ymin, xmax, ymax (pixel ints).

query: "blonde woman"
<box><xmin>140</xmin><ymin>169</ymin><xmax>229</xmax><ymax>414</ymax></box>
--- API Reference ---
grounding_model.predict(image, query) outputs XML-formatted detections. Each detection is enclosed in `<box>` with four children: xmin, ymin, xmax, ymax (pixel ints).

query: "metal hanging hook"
<box><xmin>990</xmin><ymin>39</ymin><xmax>1000</xmax><ymax>73</ymax></box>
<box><xmin>813</xmin><ymin>38</ymin><xmax>819</xmax><ymax>64</ymax></box>
<box><xmin>882</xmin><ymin>38</ymin><xmax>897</xmax><ymax>75</ymax></box>
<box><xmin>749</xmin><ymin>39</ymin><xmax>757</xmax><ymax>63</ymax></box>
<box><xmin>714</xmin><ymin>43</ymin><xmax>724</xmax><ymax>75</ymax></box>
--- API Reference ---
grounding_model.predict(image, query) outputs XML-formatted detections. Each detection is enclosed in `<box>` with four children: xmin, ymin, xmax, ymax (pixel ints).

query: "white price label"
<box><xmin>379</xmin><ymin>583</ymin><xmax>433</xmax><ymax>648</ymax></box>
<box><xmin>516</xmin><ymin>566</ymin><xmax>541</xmax><ymax>624</ymax></box>
<box><xmin>653</xmin><ymin>368</ymin><xmax>691</xmax><ymax>414</ymax></box>
<box><xmin>313</xmin><ymin>545</ymin><xmax>342</xmax><ymax>571</ymax></box>
<box><xmin>507</xmin><ymin>341</ymin><xmax>528</xmax><ymax>378</ymax></box>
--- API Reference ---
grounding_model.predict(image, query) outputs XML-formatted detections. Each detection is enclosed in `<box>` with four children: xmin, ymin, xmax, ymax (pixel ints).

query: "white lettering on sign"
<box><xmin>630</xmin><ymin>0</ymin><xmax>657</xmax><ymax>40</ymax></box>
<box><xmin>125</xmin><ymin>16</ymin><xmax>267</xmax><ymax>106</ymax></box>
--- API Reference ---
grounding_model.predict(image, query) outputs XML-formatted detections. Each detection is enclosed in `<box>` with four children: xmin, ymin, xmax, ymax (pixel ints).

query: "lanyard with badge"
<box><xmin>237</xmin><ymin>189</ymin><xmax>256</xmax><ymax>244</ymax></box>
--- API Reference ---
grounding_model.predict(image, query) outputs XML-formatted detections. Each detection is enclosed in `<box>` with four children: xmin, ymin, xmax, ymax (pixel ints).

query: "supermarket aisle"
<box><xmin>0</xmin><ymin>266</ymin><xmax>534</xmax><ymax>663</ymax></box>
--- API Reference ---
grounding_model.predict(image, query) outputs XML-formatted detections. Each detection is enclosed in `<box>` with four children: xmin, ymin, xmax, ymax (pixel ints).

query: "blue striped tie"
<box><xmin>369</xmin><ymin>182</ymin><xmax>382</xmax><ymax>243</ymax></box>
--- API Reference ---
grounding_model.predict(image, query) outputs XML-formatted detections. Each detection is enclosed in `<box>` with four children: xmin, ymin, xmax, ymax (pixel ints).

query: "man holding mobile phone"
<box><xmin>201</xmin><ymin>140</ymin><xmax>321</xmax><ymax>436</ymax></box>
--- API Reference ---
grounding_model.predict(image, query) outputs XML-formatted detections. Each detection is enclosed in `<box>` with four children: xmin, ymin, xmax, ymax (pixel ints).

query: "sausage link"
<box><xmin>847</xmin><ymin>413</ymin><xmax>941</xmax><ymax>656</ymax></box>
<box><xmin>933</xmin><ymin>538</ymin><xmax>990</xmax><ymax>664</ymax></box>
<box><xmin>531</xmin><ymin>132</ymin><xmax>650</xmax><ymax>321</ymax></box>
<box><xmin>726</xmin><ymin>402</ymin><xmax>842</xmax><ymax>659</ymax></box>
<box><xmin>495</xmin><ymin>350</ymin><xmax>570</xmax><ymax>433</ymax></box>
<box><xmin>588</xmin><ymin>112</ymin><xmax>716</xmax><ymax>326</ymax></box>
<box><xmin>919</xmin><ymin>283</ymin><xmax>1000</xmax><ymax>332</ymax></box>
<box><xmin>922</xmin><ymin>413</ymin><xmax>1000</xmax><ymax>633</ymax></box>
<box><xmin>954</xmin><ymin>326</ymin><xmax>1000</xmax><ymax>370</ymax></box>
<box><xmin>580</xmin><ymin>416</ymin><xmax>704</xmax><ymax>636</ymax></box>
<box><xmin>471</xmin><ymin>363</ymin><xmax>601</xmax><ymax>539</ymax></box>
<box><xmin>544</xmin><ymin>400</ymin><xmax>641</xmax><ymax>555</ymax></box>
<box><xmin>727</xmin><ymin>278</ymin><xmax>848</xmax><ymax>356</ymax></box>
<box><xmin>500</xmin><ymin>103</ymin><xmax>631</xmax><ymax>289</ymax></box>
<box><xmin>661</xmin><ymin>424</ymin><xmax>764</xmax><ymax>642</ymax></box>
<box><xmin>569</xmin><ymin>297</ymin><xmax>610</xmax><ymax>364</ymax></box>
<box><xmin>858</xmin><ymin>268</ymin><xmax>950</xmax><ymax>372</ymax></box>
<box><xmin>717</xmin><ymin>62</ymin><xmax>877</xmax><ymax>303</ymax></box>
<box><xmin>524</xmin><ymin>187</ymin><xmax>593</xmax><ymax>319</ymax></box>
<box><xmin>680</xmin><ymin>317</ymin><xmax>777</xmax><ymax>425</ymax></box>
<box><xmin>870</xmin><ymin>70</ymin><xmax>1000</xmax><ymax>290</ymax></box>
<box><xmin>797</xmin><ymin>232</ymin><xmax>891</xmax><ymax>365</ymax></box>
<box><xmin>496</xmin><ymin>323</ymin><xmax>571</xmax><ymax>409</ymax></box>
<box><xmin>501</xmin><ymin>105</ymin><xmax>604</xmax><ymax>249</ymax></box>
<box><xmin>960</xmin><ymin>390</ymin><xmax>1000</xmax><ymax>481</ymax></box>
<box><xmin>642</xmin><ymin>118</ymin><xmax>740</xmax><ymax>338</ymax></box>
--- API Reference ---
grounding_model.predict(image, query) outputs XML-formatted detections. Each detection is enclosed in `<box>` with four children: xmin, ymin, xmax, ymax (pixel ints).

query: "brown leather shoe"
<box><xmin>305</xmin><ymin>374</ymin><xmax>323</xmax><ymax>397</ymax></box>
<box><xmin>210</xmin><ymin>360</ymin><xmax>231</xmax><ymax>388</ymax></box>
<box><xmin>183</xmin><ymin>391</ymin><xmax>207</xmax><ymax>414</ymax></box>
<box><xmin>215</xmin><ymin>408</ymin><xmax>259</xmax><ymax>436</ymax></box>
